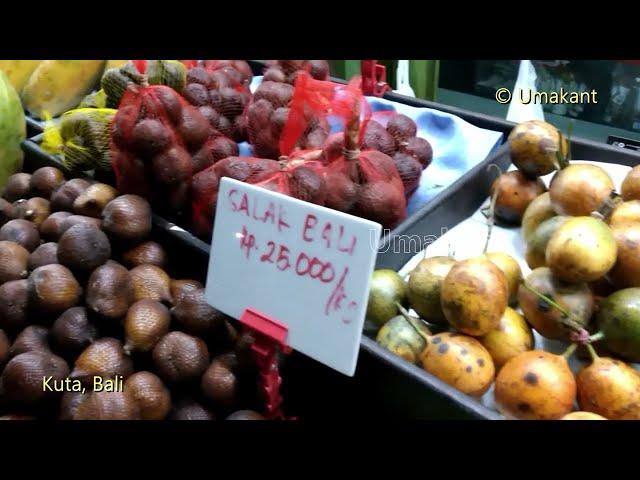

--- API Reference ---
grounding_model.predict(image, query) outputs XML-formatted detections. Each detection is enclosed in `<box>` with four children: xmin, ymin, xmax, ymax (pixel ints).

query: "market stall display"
<box><xmin>367</xmin><ymin>119</ymin><xmax>640</xmax><ymax>420</ymax></box>
<box><xmin>0</xmin><ymin>162</ymin><xmax>269</xmax><ymax>420</ymax></box>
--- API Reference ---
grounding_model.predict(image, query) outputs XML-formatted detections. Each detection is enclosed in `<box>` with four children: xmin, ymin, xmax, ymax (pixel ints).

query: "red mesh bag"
<box><xmin>183</xmin><ymin>62</ymin><xmax>252</xmax><ymax>143</ymax></box>
<box><xmin>247</xmin><ymin>74</ymin><xmax>329</xmax><ymax>159</ymax></box>
<box><xmin>263</xmin><ymin>60</ymin><xmax>330</xmax><ymax>84</ymax></box>
<box><xmin>111</xmin><ymin>82</ymin><xmax>222</xmax><ymax>215</ymax></box>
<box><xmin>190</xmin><ymin>72</ymin><xmax>335</xmax><ymax>238</ymax></box>
<box><xmin>319</xmin><ymin>77</ymin><xmax>407</xmax><ymax>228</ymax></box>
<box><xmin>201</xmin><ymin>60</ymin><xmax>253</xmax><ymax>86</ymax></box>
<box><xmin>191</xmin><ymin>156</ymin><xmax>281</xmax><ymax>238</ymax></box>
<box><xmin>322</xmin><ymin>110</ymin><xmax>432</xmax><ymax>200</ymax></box>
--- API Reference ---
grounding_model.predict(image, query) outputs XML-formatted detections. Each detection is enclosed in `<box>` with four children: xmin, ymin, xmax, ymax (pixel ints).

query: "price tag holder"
<box><xmin>205</xmin><ymin>177</ymin><xmax>381</xmax><ymax>376</ymax></box>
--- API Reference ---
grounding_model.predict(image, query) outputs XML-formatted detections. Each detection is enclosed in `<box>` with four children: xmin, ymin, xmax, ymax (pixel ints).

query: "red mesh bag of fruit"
<box><xmin>323</xmin><ymin>110</ymin><xmax>433</xmax><ymax>199</ymax></box>
<box><xmin>191</xmin><ymin>156</ymin><xmax>281</xmax><ymax>238</ymax></box>
<box><xmin>190</xmin><ymin>72</ymin><xmax>335</xmax><ymax>238</ymax></box>
<box><xmin>319</xmin><ymin>77</ymin><xmax>408</xmax><ymax>228</ymax></box>
<box><xmin>246</xmin><ymin>73</ymin><xmax>330</xmax><ymax>159</ymax></box>
<box><xmin>111</xmin><ymin>81</ymin><xmax>227</xmax><ymax>216</ymax></box>
<box><xmin>183</xmin><ymin>61</ymin><xmax>253</xmax><ymax>143</ymax></box>
<box><xmin>263</xmin><ymin>60</ymin><xmax>330</xmax><ymax>84</ymax></box>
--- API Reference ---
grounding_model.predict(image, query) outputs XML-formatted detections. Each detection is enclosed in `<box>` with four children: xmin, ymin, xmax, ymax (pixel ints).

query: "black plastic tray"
<box><xmin>19</xmin><ymin>143</ymin><xmax>382</xmax><ymax>419</ymax></box>
<box><xmin>25</xmin><ymin>116</ymin><xmax>43</xmax><ymax>137</ymax></box>
<box><xmin>366</xmin><ymin>141</ymin><xmax>640</xmax><ymax>420</ymax></box>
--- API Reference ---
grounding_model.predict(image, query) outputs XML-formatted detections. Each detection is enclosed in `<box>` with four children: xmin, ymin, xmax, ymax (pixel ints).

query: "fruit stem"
<box><xmin>343</xmin><ymin>96</ymin><xmax>361</xmax><ymax>162</ymax></box>
<box><xmin>521</xmin><ymin>282</ymin><xmax>586</xmax><ymax>333</ymax></box>
<box><xmin>561</xmin><ymin>342</ymin><xmax>578</xmax><ymax>359</ymax></box>
<box><xmin>592</xmin><ymin>191</ymin><xmax>622</xmax><ymax>221</ymax></box>
<box><xmin>589</xmin><ymin>331</ymin><xmax>605</xmax><ymax>342</ymax></box>
<box><xmin>585</xmin><ymin>343</ymin><xmax>600</xmax><ymax>362</ymax></box>
<box><xmin>395</xmin><ymin>302</ymin><xmax>432</xmax><ymax>340</ymax></box>
<box><xmin>483</xmin><ymin>164</ymin><xmax>503</xmax><ymax>254</ymax></box>
<box><xmin>555</xmin><ymin>121</ymin><xmax>572</xmax><ymax>170</ymax></box>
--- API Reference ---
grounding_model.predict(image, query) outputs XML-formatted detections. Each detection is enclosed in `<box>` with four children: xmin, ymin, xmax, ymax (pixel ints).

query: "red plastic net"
<box><xmin>318</xmin><ymin>76</ymin><xmax>408</xmax><ymax>228</ymax></box>
<box><xmin>191</xmin><ymin>156</ymin><xmax>281</xmax><ymax>237</ymax></box>
<box><xmin>321</xmin><ymin>108</ymin><xmax>433</xmax><ymax>201</ymax></box>
<box><xmin>111</xmin><ymin>83</ymin><xmax>223</xmax><ymax>215</ymax></box>
<box><xmin>183</xmin><ymin>62</ymin><xmax>253</xmax><ymax>143</ymax></box>
<box><xmin>246</xmin><ymin>73</ymin><xmax>330</xmax><ymax>159</ymax></box>
<box><xmin>191</xmin><ymin>72</ymin><xmax>335</xmax><ymax>237</ymax></box>
<box><xmin>263</xmin><ymin>60</ymin><xmax>330</xmax><ymax>84</ymax></box>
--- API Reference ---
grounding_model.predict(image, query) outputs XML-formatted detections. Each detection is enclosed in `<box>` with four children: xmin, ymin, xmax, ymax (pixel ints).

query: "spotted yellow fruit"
<box><xmin>421</xmin><ymin>332</ymin><xmax>495</xmax><ymax>397</ymax></box>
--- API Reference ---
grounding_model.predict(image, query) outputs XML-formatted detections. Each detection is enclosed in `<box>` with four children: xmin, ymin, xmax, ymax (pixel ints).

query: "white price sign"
<box><xmin>205</xmin><ymin>178</ymin><xmax>381</xmax><ymax>376</ymax></box>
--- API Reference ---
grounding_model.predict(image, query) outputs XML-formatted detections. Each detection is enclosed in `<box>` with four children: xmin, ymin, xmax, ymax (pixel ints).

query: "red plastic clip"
<box><xmin>361</xmin><ymin>60</ymin><xmax>391</xmax><ymax>97</ymax></box>
<box><xmin>239</xmin><ymin>308</ymin><xmax>295</xmax><ymax>420</ymax></box>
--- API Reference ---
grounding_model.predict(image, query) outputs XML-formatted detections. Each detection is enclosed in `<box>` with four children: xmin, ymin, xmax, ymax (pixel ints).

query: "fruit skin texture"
<box><xmin>0</xmin><ymin>70</ymin><xmax>26</xmax><ymax>190</ymax></box>
<box><xmin>621</xmin><ymin>165</ymin><xmax>640</xmax><ymax>201</ymax></box>
<box><xmin>561</xmin><ymin>411</ymin><xmax>607</xmax><ymax>420</ymax></box>
<box><xmin>525</xmin><ymin>215</ymin><xmax>568</xmax><ymax>269</ymax></box>
<box><xmin>152</xmin><ymin>332</ymin><xmax>210</xmax><ymax>384</ymax></box>
<box><xmin>549</xmin><ymin>164</ymin><xmax>614</xmax><ymax>216</ymax></box>
<box><xmin>577</xmin><ymin>357</ymin><xmax>640</xmax><ymax>420</ymax></box>
<box><xmin>366</xmin><ymin>270</ymin><xmax>407</xmax><ymax>327</ymax></box>
<box><xmin>421</xmin><ymin>332</ymin><xmax>495</xmax><ymax>397</ymax></box>
<box><xmin>597</xmin><ymin>288</ymin><xmax>640</xmax><ymax>362</ymax></box>
<box><xmin>74</xmin><ymin>390</ymin><xmax>140</xmax><ymax>420</ymax></box>
<box><xmin>546</xmin><ymin>216</ymin><xmax>617</xmax><ymax>283</ymax></box>
<box><xmin>376</xmin><ymin>315</ymin><xmax>430</xmax><ymax>364</ymax></box>
<box><xmin>495</xmin><ymin>350</ymin><xmax>576</xmax><ymax>420</ymax></box>
<box><xmin>521</xmin><ymin>192</ymin><xmax>556</xmax><ymax>243</ymax></box>
<box><xmin>0</xmin><ymin>60</ymin><xmax>41</xmax><ymax>93</ymax></box>
<box><xmin>21</xmin><ymin>60</ymin><xmax>105</xmax><ymax>118</ymax></box>
<box><xmin>125</xmin><ymin>371</ymin><xmax>171</xmax><ymax>421</ymax></box>
<box><xmin>608</xmin><ymin>223</ymin><xmax>640</xmax><ymax>288</ymax></box>
<box><xmin>71</xmin><ymin>338</ymin><xmax>133</xmax><ymax>383</ymax></box>
<box><xmin>441</xmin><ymin>257</ymin><xmax>508</xmax><ymax>336</ymax></box>
<box><xmin>28</xmin><ymin>264</ymin><xmax>82</xmax><ymax>314</ymax></box>
<box><xmin>518</xmin><ymin>267</ymin><xmax>593</xmax><ymax>340</ymax></box>
<box><xmin>609</xmin><ymin>200</ymin><xmax>640</xmax><ymax>227</ymax></box>
<box><xmin>508</xmin><ymin>120</ymin><xmax>567</xmax><ymax>177</ymax></box>
<box><xmin>407</xmin><ymin>256</ymin><xmax>456</xmax><ymax>324</ymax></box>
<box><xmin>491</xmin><ymin>171</ymin><xmax>546</xmax><ymax>224</ymax></box>
<box><xmin>484</xmin><ymin>252</ymin><xmax>522</xmax><ymax>305</ymax></box>
<box><xmin>479</xmin><ymin>307</ymin><xmax>534</xmax><ymax>371</ymax></box>
<box><xmin>1</xmin><ymin>351</ymin><xmax>69</xmax><ymax>407</ymax></box>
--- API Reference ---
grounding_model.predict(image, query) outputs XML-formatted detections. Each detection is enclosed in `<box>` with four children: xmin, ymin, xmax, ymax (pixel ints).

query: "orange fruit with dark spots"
<box><xmin>421</xmin><ymin>332</ymin><xmax>494</xmax><ymax>397</ymax></box>
<box><xmin>495</xmin><ymin>350</ymin><xmax>576</xmax><ymax>420</ymax></box>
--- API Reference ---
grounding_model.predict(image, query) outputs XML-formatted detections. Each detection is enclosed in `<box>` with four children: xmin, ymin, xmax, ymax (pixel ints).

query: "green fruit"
<box><xmin>0</xmin><ymin>70</ymin><xmax>25</xmax><ymax>190</ymax></box>
<box><xmin>366</xmin><ymin>269</ymin><xmax>407</xmax><ymax>327</ymax></box>
<box><xmin>407</xmin><ymin>256</ymin><xmax>455</xmax><ymax>324</ymax></box>
<box><xmin>376</xmin><ymin>315</ymin><xmax>430</xmax><ymax>364</ymax></box>
<box><xmin>597</xmin><ymin>288</ymin><xmax>640</xmax><ymax>362</ymax></box>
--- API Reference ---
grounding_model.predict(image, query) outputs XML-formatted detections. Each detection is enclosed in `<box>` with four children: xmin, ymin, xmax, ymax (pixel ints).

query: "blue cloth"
<box><xmin>244</xmin><ymin>77</ymin><xmax>505</xmax><ymax>215</ymax></box>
